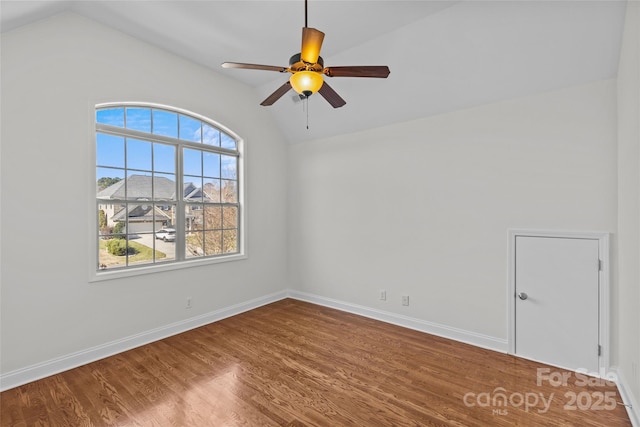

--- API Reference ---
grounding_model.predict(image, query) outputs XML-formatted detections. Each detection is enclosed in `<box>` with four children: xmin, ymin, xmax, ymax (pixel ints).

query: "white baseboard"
<box><xmin>612</xmin><ymin>367</ymin><xmax>640</xmax><ymax>427</ymax></box>
<box><xmin>0</xmin><ymin>290</ymin><xmax>288</xmax><ymax>392</ymax></box>
<box><xmin>286</xmin><ymin>290</ymin><xmax>509</xmax><ymax>353</ymax></box>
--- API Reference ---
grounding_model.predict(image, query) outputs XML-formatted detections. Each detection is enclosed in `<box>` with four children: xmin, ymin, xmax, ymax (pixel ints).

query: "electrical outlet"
<box><xmin>402</xmin><ymin>295</ymin><xmax>409</xmax><ymax>306</ymax></box>
<box><xmin>186</xmin><ymin>297</ymin><xmax>192</xmax><ymax>309</ymax></box>
<box><xmin>380</xmin><ymin>290</ymin><xmax>387</xmax><ymax>301</ymax></box>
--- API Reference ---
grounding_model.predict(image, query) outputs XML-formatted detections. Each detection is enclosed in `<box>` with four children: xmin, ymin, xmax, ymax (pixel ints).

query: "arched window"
<box><xmin>95</xmin><ymin>103</ymin><xmax>243</xmax><ymax>275</ymax></box>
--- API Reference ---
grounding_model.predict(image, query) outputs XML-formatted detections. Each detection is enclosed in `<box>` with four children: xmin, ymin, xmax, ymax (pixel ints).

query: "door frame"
<box><xmin>507</xmin><ymin>229</ymin><xmax>610</xmax><ymax>375</ymax></box>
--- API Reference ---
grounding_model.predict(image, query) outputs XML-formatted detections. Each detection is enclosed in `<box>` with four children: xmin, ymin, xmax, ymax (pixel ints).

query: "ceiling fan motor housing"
<box><xmin>289</xmin><ymin>53</ymin><xmax>324</xmax><ymax>72</ymax></box>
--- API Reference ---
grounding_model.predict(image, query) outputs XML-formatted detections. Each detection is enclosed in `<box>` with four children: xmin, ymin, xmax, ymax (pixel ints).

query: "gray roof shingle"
<box><xmin>97</xmin><ymin>175</ymin><xmax>176</xmax><ymax>200</ymax></box>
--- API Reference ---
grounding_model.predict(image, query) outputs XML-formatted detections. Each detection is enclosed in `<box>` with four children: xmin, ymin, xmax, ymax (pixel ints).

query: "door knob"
<box><xmin>518</xmin><ymin>292</ymin><xmax>528</xmax><ymax>300</ymax></box>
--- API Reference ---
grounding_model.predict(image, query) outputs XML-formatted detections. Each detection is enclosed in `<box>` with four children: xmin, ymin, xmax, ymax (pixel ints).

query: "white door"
<box><xmin>515</xmin><ymin>236</ymin><xmax>600</xmax><ymax>372</ymax></box>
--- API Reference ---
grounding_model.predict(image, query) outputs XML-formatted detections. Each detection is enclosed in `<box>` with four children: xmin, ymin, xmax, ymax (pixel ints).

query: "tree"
<box><xmin>113</xmin><ymin>221</ymin><xmax>125</xmax><ymax>236</ymax></box>
<box><xmin>97</xmin><ymin>176</ymin><xmax>122</xmax><ymax>191</ymax></box>
<box><xmin>185</xmin><ymin>180</ymin><xmax>239</xmax><ymax>256</ymax></box>
<box><xmin>98</xmin><ymin>209</ymin><xmax>107</xmax><ymax>229</ymax></box>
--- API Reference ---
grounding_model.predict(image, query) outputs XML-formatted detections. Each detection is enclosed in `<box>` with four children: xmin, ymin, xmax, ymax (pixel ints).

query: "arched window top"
<box><xmin>96</xmin><ymin>104</ymin><xmax>238</xmax><ymax>151</ymax></box>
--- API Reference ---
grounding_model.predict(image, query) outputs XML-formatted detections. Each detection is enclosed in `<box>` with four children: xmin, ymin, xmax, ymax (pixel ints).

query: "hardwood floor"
<box><xmin>1</xmin><ymin>299</ymin><xmax>632</xmax><ymax>426</ymax></box>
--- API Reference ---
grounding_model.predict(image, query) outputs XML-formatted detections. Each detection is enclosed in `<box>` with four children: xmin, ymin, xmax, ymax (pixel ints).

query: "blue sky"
<box><xmin>96</xmin><ymin>107</ymin><xmax>237</xmax><ymax>185</ymax></box>
<box><xmin>96</xmin><ymin>107</ymin><xmax>236</xmax><ymax>149</ymax></box>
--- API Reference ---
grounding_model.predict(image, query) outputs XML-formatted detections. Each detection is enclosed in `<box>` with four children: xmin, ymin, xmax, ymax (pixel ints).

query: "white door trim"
<box><xmin>507</xmin><ymin>229</ymin><xmax>610</xmax><ymax>375</ymax></box>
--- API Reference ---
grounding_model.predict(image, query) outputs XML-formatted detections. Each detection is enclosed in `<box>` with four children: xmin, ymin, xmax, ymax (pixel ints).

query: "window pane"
<box><xmin>152</xmin><ymin>219</ymin><xmax>176</xmax><ymax>264</ymax></box>
<box><xmin>126</xmin><ymin>237</ymin><xmax>154</xmax><ymax>267</ymax></box>
<box><xmin>203</xmin><ymin>124</ymin><xmax>220</xmax><ymax>146</ymax></box>
<box><xmin>98</xmin><ymin>203</ymin><xmax>123</xmax><ymax>237</ymax></box>
<box><xmin>152</xmin><ymin>203</ymin><xmax>176</xmax><ymax>229</ymax></box>
<box><xmin>187</xmin><ymin>204</ymin><xmax>203</xmax><ymax>231</ymax></box>
<box><xmin>99</xmin><ymin>238</ymin><xmax>126</xmax><ymax>269</ymax></box>
<box><xmin>186</xmin><ymin>230</ymin><xmax>204</xmax><ymax>258</ymax></box>
<box><xmin>154</xmin><ymin>143</ymin><xmax>175</xmax><ymax>174</ymax></box>
<box><xmin>96</xmin><ymin>169</ymin><xmax>124</xmax><ymax>196</ymax></box>
<box><xmin>221</xmin><ymin>155</ymin><xmax>237</xmax><ymax>179</ymax></box>
<box><xmin>152</xmin><ymin>110</ymin><xmax>178</xmax><ymax>138</ymax></box>
<box><xmin>156</xmin><ymin>203</ymin><xmax>175</xmax><ymax>226</ymax></box>
<box><xmin>221</xmin><ymin>133</ymin><xmax>236</xmax><ymax>150</ymax></box>
<box><xmin>98</xmin><ymin>202</ymin><xmax>126</xmax><ymax>269</ymax></box>
<box><xmin>127</xmin><ymin>139</ymin><xmax>152</xmax><ymax>171</ymax></box>
<box><xmin>126</xmin><ymin>173</ymin><xmax>153</xmax><ymax>200</ymax></box>
<box><xmin>153</xmin><ymin>173</ymin><xmax>176</xmax><ymax>201</ymax></box>
<box><xmin>183</xmin><ymin>178</ymin><xmax>203</xmax><ymax>202</ymax></box>
<box><xmin>221</xmin><ymin>180</ymin><xmax>237</xmax><ymax>203</ymax></box>
<box><xmin>223</xmin><ymin>230</ymin><xmax>238</xmax><ymax>253</ymax></box>
<box><xmin>204</xmin><ymin>205</ymin><xmax>222</xmax><ymax>230</ymax></box>
<box><xmin>126</xmin><ymin>108</ymin><xmax>151</xmax><ymax>133</ymax></box>
<box><xmin>185</xmin><ymin>204</ymin><xmax>200</xmax><ymax>232</ymax></box>
<box><xmin>179</xmin><ymin>115</ymin><xmax>202</xmax><ymax>143</ymax></box>
<box><xmin>97</xmin><ymin>108</ymin><xmax>124</xmax><ymax>127</ymax></box>
<box><xmin>222</xmin><ymin>206</ymin><xmax>237</xmax><ymax>229</ymax></box>
<box><xmin>204</xmin><ymin>230</ymin><xmax>223</xmax><ymax>255</ymax></box>
<box><xmin>183</xmin><ymin>148</ymin><xmax>201</xmax><ymax>176</ymax></box>
<box><xmin>97</xmin><ymin>133</ymin><xmax>124</xmax><ymax>168</ymax></box>
<box><xmin>203</xmin><ymin>178</ymin><xmax>220</xmax><ymax>202</ymax></box>
<box><xmin>128</xmin><ymin>230</ymin><xmax>174</xmax><ymax>266</ymax></box>
<box><xmin>124</xmin><ymin>203</ymin><xmax>155</xmax><ymax>228</ymax></box>
<box><xmin>203</xmin><ymin>152</ymin><xmax>220</xmax><ymax>178</ymax></box>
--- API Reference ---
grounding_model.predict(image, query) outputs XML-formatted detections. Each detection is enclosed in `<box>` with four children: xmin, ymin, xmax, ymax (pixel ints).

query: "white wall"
<box><xmin>0</xmin><ymin>13</ymin><xmax>288</xmax><ymax>374</ymax></box>
<box><xmin>0</xmin><ymin>10</ymin><xmax>634</xmax><ymax>417</ymax></box>
<box><xmin>617</xmin><ymin>0</ymin><xmax>640</xmax><ymax>417</ymax></box>
<box><xmin>289</xmin><ymin>80</ymin><xmax>617</xmax><ymax>342</ymax></box>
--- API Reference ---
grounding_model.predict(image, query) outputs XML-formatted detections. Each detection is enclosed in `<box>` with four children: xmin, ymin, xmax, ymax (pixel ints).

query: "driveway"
<box><xmin>131</xmin><ymin>233</ymin><xmax>176</xmax><ymax>259</ymax></box>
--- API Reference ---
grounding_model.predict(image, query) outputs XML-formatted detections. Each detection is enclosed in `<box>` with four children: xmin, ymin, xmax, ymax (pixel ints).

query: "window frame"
<box><xmin>90</xmin><ymin>102</ymin><xmax>246</xmax><ymax>282</ymax></box>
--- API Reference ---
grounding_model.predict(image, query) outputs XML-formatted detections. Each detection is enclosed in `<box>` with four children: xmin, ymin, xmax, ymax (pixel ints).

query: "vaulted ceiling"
<box><xmin>1</xmin><ymin>1</ymin><xmax>627</xmax><ymax>143</ymax></box>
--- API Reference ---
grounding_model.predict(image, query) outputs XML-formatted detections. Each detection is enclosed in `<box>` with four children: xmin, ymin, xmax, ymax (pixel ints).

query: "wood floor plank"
<box><xmin>1</xmin><ymin>299</ymin><xmax>632</xmax><ymax>426</ymax></box>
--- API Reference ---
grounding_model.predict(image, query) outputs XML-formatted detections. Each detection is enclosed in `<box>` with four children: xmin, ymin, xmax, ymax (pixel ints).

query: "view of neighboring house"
<box><xmin>97</xmin><ymin>175</ymin><xmax>217</xmax><ymax>234</ymax></box>
<box><xmin>110</xmin><ymin>204</ymin><xmax>172</xmax><ymax>234</ymax></box>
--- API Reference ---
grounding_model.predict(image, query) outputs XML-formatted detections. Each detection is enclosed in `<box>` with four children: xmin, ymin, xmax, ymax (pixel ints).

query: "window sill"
<box><xmin>89</xmin><ymin>253</ymin><xmax>247</xmax><ymax>283</ymax></box>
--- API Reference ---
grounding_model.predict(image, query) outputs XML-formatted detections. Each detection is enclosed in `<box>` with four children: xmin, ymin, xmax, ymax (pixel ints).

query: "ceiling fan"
<box><xmin>221</xmin><ymin>0</ymin><xmax>390</xmax><ymax>108</ymax></box>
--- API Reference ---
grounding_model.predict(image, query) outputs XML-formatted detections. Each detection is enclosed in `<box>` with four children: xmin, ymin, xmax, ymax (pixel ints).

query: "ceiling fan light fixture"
<box><xmin>289</xmin><ymin>71</ymin><xmax>324</xmax><ymax>97</ymax></box>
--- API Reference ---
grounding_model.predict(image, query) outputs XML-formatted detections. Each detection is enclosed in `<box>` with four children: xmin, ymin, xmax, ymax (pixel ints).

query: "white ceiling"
<box><xmin>1</xmin><ymin>1</ymin><xmax>627</xmax><ymax>143</ymax></box>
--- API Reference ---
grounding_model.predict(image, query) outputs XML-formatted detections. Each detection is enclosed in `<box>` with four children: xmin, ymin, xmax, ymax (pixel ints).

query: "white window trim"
<box><xmin>89</xmin><ymin>102</ymin><xmax>247</xmax><ymax>283</ymax></box>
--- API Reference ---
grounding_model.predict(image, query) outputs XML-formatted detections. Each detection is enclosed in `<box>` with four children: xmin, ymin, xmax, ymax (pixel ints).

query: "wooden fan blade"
<box><xmin>301</xmin><ymin>27</ymin><xmax>325</xmax><ymax>64</ymax></box>
<box><xmin>222</xmin><ymin>62</ymin><xmax>288</xmax><ymax>73</ymax></box>
<box><xmin>324</xmin><ymin>66</ymin><xmax>390</xmax><ymax>78</ymax></box>
<box><xmin>260</xmin><ymin>82</ymin><xmax>292</xmax><ymax>106</ymax></box>
<box><xmin>318</xmin><ymin>81</ymin><xmax>346</xmax><ymax>108</ymax></box>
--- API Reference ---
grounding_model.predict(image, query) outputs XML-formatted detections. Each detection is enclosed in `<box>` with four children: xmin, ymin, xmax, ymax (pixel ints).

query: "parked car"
<box><xmin>155</xmin><ymin>228</ymin><xmax>176</xmax><ymax>242</ymax></box>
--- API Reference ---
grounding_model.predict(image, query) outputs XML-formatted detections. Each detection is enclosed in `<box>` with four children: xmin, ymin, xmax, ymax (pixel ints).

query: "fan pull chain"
<box><xmin>300</xmin><ymin>94</ymin><xmax>310</xmax><ymax>129</ymax></box>
<box><xmin>306</xmin><ymin>96</ymin><xmax>310</xmax><ymax>129</ymax></box>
